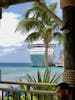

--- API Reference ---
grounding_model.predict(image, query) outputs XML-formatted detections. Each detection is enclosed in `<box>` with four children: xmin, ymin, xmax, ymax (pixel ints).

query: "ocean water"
<box><xmin>0</xmin><ymin>65</ymin><xmax>64</xmax><ymax>82</ymax></box>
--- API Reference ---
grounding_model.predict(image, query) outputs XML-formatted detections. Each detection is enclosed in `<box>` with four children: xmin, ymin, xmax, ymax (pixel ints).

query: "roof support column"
<box><xmin>60</xmin><ymin>0</ymin><xmax>75</xmax><ymax>99</ymax></box>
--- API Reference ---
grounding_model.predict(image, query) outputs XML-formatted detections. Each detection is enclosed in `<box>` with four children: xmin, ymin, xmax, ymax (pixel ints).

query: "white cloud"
<box><xmin>0</xmin><ymin>12</ymin><xmax>26</xmax><ymax>46</ymax></box>
<box><xmin>0</xmin><ymin>47</ymin><xmax>15</xmax><ymax>56</ymax></box>
<box><xmin>3</xmin><ymin>48</ymin><xmax>15</xmax><ymax>52</ymax></box>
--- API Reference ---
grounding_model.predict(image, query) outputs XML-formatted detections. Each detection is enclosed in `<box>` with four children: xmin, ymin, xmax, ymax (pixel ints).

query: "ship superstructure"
<box><xmin>27</xmin><ymin>40</ymin><xmax>56</xmax><ymax>66</ymax></box>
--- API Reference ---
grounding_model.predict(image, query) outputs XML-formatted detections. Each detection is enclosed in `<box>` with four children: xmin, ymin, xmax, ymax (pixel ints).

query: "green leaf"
<box><xmin>43</xmin><ymin>68</ymin><xmax>51</xmax><ymax>83</ymax></box>
<box><xmin>25</xmin><ymin>32</ymin><xmax>40</xmax><ymax>43</ymax></box>
<box><xmin>48</xmin><ymin>2</ymin><xmax>57</xmax><ymax>12</ymax></box>
<box><xmin>37</xmin><ymin>70</ymin><xmax>42</xmax><ymax>82</ymax></box>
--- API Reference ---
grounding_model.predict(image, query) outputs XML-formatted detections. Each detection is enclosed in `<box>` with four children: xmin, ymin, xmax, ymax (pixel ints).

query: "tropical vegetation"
<box><xmin>2</xmin><ymin>68</ymin><xmax>60</xmax><ymax>100</ymax></box>
<box><xmin>16</xmin><ymin>0</ymin><xmax>62</xmax><ymax>68</ymax></box>
<box><xmin>19</xmin><ymin>68</ymin><xmax>60</xmax><ymax>100</ymax></box>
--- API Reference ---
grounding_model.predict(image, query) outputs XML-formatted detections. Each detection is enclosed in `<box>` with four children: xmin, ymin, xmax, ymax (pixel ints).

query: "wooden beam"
<box><xmin>0</xmin><ymin>0</ymin><xmax>37</xmax><ymax>8</ymax></box>
<box><xmin>60</xmin><ymin>0</ymin><xmax>75</xmax><ymax>8</ymax></box>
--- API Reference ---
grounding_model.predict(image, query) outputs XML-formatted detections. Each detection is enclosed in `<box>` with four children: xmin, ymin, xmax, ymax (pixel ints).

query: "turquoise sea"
<box><xmin>0</xmin><ymin>64</ymin><xmax>64</xmax><ymax>82</ymax></box>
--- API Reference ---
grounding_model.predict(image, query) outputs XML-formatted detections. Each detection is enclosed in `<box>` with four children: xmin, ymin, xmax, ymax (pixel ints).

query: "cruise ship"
<box><xmin>27</xmin><ymin>40</ymin><xmax>56</xmax><ymax>66</ymax></box>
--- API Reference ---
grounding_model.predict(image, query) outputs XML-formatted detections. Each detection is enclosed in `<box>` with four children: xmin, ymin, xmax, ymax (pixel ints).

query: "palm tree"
<box><xmin>16</xmin><ymin>1</ymin><xmax>61</xmax><ymax>68</ymax></box>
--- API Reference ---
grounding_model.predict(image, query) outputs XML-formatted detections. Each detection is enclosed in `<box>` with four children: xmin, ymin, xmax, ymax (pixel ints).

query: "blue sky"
<box><xmin>0</xmin><ymin>0</ymin><xmax>62</xmax><ymax>63</ymax></box>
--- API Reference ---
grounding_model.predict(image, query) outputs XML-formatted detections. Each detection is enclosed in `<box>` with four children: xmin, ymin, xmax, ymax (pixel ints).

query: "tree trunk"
<box><xmin>62</xmin><ymin>6</ymin><xmax>75</xmax><ymax>100</ymax></box>
<box><xmin>45</xmin><ymin>44</ymin><xmax>48</xmax><ymax>68</ymax></box>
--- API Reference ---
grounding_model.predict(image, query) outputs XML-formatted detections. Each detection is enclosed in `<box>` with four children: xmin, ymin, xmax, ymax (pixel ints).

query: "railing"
<box><xmin>0</xmin><ymin>81</ymin><xmax>57</xmax><ymax>100</ymax></box>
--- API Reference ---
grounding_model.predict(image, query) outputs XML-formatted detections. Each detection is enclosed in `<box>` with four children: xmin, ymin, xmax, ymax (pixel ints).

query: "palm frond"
<box><xmin>37</xmin><ymin>70</ymin><xmax>42</xmax><ymax>82</ymax></box>
<box><xmin>52</xmin><ymin>74</ymin><xmax>61</xmax><ymax>83</ymax></box>
<box><xmin>43</xmin><ymin>69</ymin><xmax>51</xmax><ymax>83</ymax></box>
<box><xmin>25</xmin><ymin>32</ymin><xmax>40</xmax><ymax>43</ymax></box>
<box><xmin>53</xmin><ymin>32</ymin><xmax>63</xmax><ymax>38</ymax></box>
<box><xmin>25</xmin><ymin>8</ymin><xmax>35</xmax><ymax>18</ymax></box>
<box><xmin>19</xmin><ymin>79</ymin><xmax>26</xmax><ymax>89</ymax></box>
<box><xmin>16</xmin><ymin>19</ymin><xmax>27</xmax><ymax>33</ymax></box>
<box><xmin>26</xmin><ymin>74</ymin><xmax>35</xmax><ymax>82</ymax></box>
<box><xmin>25</xmin><ymin>7</ymin><xmax>42</xmax><ymax>19</ymax></box>
<box><xmin>53</xmin><ymin>32</ymin><xmax>64</xmax><ymax>45</ymax></box>
<box><xmin>33</xmin><ymin>75</ymin><xmax>37</xmax><ymax>82</ymax></box>
<box><xmin>48</xmin><ymin>2</ymin><xmax>57</xmax><ymax>12</ymax></box>
<box><xmin>16</xmin><ymin>18</ymin><xmax>44</xmax><ymax>33</ymax></box>
<box><xmin>46</xmin><ymin>27</ymin><xmax>52</xmax><ymax>34</ymax></box>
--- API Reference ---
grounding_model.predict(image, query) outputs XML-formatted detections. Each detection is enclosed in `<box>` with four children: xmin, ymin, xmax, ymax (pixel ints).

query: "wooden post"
<box><xmin>60</xmin><ymin>0</ymin><xmax>75</xmax><ymax>100</ymax></box>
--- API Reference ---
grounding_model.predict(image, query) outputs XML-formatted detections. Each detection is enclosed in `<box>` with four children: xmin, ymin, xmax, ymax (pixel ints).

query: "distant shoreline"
<box><xmin>0</xmin><ymin>63</ymin><xmax>32</xmax><ymax>66</ymax></box>
<box><xmin>0</xmin><ymin>63</ymin><xmax>63</xmax><ymax>67</ymax></box>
